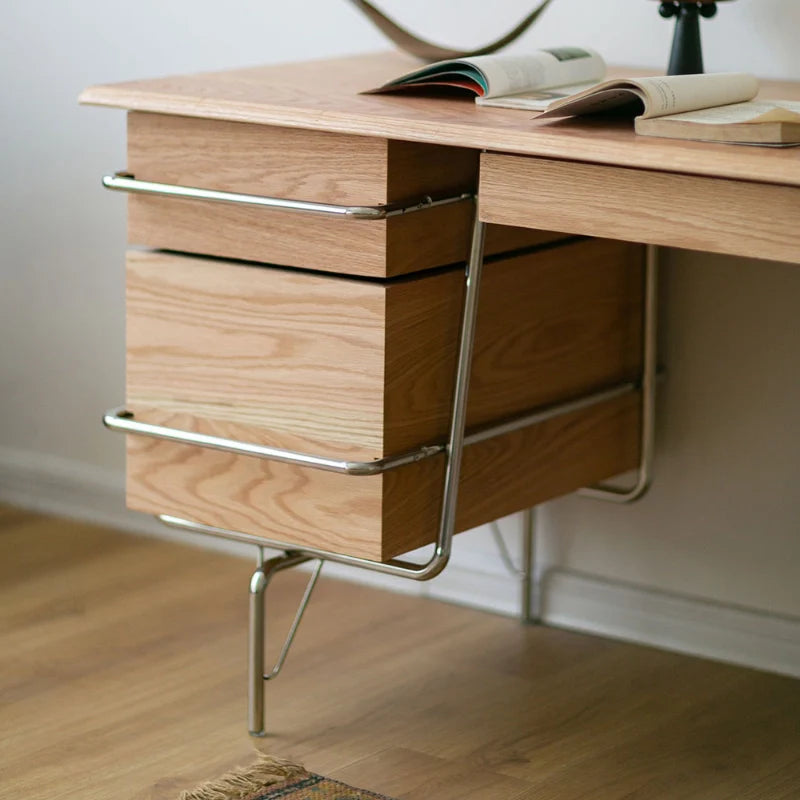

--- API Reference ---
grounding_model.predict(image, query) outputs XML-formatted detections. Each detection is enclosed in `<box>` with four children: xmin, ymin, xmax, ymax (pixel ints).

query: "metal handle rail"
<box><xmin>579</xmin><ymin>244</ymin><xmax>658</xmax><ymax>503</ymax></box>
<box><xmin>102</xmin><ymin>172</ymin><xmax>472</xmax><ymax>220</ymax></box>
<box><xmin>103</xmin><ymin>408</ymin><xmax>443</xmax><ymax>476</ymax></box>
<box><xmin>104</xmin><ymin>381</ymin><xmax>636</xmax><ymax>481</ymax></box>
<box><xmin>148</xmin><ymin>380</ymin><xmax>637</xmax><ymax>574</ymax></box>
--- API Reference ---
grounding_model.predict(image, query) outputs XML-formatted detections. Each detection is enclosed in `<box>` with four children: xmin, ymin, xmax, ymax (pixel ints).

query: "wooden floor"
<box><xmin>2</xmin><ymin>505</ymin><xmax>800</xmax><ymax>800</ymax></box>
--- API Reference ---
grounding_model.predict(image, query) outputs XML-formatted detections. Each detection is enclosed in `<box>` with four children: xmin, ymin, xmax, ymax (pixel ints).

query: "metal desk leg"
<box><xmin>248</xmin><ymin>550</ymin><xmax>322</xmax><ymax>736</ymax></box>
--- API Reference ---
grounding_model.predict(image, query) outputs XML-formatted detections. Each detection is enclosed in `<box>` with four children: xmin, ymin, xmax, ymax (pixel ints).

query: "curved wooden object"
<box><xmin>346</xmin><ymin>0</ymin><xmax>555</xmax><ymax>61</ymax></box>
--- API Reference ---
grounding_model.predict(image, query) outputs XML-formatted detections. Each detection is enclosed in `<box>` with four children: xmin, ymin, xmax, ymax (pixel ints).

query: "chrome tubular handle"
<box><xmin>102</xmin><ymin>407</ymin><xmax>443</xmax><ymax>476</ymax></box>
<box><xmin>102</xmin><ymin>172</ymin><xmax>472</xmax><ymax>220</ymax></box>
<box><xmin>104</xmin><ymin>380</ymin><xmax>636</xmax><ymax>480</ymax></box>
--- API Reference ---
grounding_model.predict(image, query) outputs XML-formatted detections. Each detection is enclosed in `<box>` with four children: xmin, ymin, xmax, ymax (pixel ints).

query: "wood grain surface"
<box><xmin>125</xmin><ymin>113</ymin><xmax>561</xmax><ymax>277</ymax></box>
<box><xmin>126</xmin><ymin>250</ymin><xmax>388</xmax><ymax>459</ymax></box>
<box><xmin>382</xmin><ymin>237</ymin><xmax>644</xmax><ymax>455</ymax></box>
<box><xmin>125</xmin><ymin>238</ymin><xmax>643</xmax><ymax>558</ymax></box>
<box><xmin>480</xmin><ymin>153</ymin><xmax>800</xmax><ymax>265</ymax></box>
<box><xmin>127</xmin><ymin>238</ymin><xmax>643</xmax><ymax>459</ymax></box>
<box><xmin>80</xmin><ymin>53</ymin><xmax>800</xmax><ymax>189</ymax></box>
<box><xmin>128</xmin><ymin>112</ymin><xmax>397</xmax><ymax>205</ymax></box>
<box><xmin>4</xmin><ymin>505</ymin><xmax>800</xmax><ymax>800</ymax></box>
<box><xmin>126</xmin><ymin>390</ymin><xmax>639</xmax><ymax>561</ymax></box>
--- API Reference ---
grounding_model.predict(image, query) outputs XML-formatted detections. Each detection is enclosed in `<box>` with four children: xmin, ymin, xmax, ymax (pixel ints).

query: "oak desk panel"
<box><xmin>125</xmin><ymin>112</ymin><xmax>564</xmax><ymax>277</ymax></box>
<box><xmin>480</xmin><ymin>154</ymin><xmax>800</xmax><ymax>265</ymax></box>
<box><xmin>128</xmin><ymin>391</ymin><xmax>640</xmax><ymax>562</ymax></box>
<box><xmin>81</xmin><ymin>53</ymin><xmax>800</xmax><ymax>190</ymax></box>
<box><xmin>127</xmin><ymin>240</ymin><xmax>642</xmax><ymax>458</ymax></box>
<box><xmin>126</xmin><ymin>238</ymin><xmax>643</xmax><ymax>559</ymax></box>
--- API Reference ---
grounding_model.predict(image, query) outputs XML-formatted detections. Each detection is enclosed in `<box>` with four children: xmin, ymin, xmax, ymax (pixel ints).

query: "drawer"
<box><xmin>480</xmin><ymin>152</ymin><xmax>800</xmax><ymax>265</ymax></box>
<box><xmin>125</xmin><ymin>236</ymin><xmax>644</xmax><ymax>560</ymax></box>
<box><xmin>123</xmin><ymin>113</ymin><xmax>566</xmax><ymax>278</ymax></box>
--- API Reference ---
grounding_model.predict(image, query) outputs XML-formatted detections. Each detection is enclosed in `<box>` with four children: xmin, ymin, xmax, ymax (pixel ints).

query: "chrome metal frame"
<box><xmin>103</xmin><ymin>408</ymin><xmax>442</xmax><ymax>476</ymax></box>
<box><xmin>489</xmin><ymin>507</ymin><xmax>540</xmax><ymax>624</ymax></box>
<box><xmin>103</xmin><ymin>168</ymin><xmax>659</xmax><ymax>732</ymax></box>
<box><xmin>104</xmin><ymin>381</ymin><xmax>635</xmax><ymax>479</ymax></box>
<box><xmin>102</xmin><ymin>172</ymin><xmax>472</xmax><ymax>220</ymax></box>
<box><xmin>249</xmin><ymin>552</ymin><xmax>323</xmax><ymax>736</ymax></box>
<box><xmin>579</xmin><ymin>243</ymin><xmax>659</xmax><ymax>504</ymax></box>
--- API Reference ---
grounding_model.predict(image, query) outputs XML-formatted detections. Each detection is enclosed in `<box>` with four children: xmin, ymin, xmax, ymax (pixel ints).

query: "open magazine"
<box><xmin>529</xmin><ymin>72</ymin><xmax>800</xmax><ymax>144</ymax></box>
<box><xmin>366</xmin><ymin>47</ymin><xmax>606</xmax><ymax>111</ymax></box>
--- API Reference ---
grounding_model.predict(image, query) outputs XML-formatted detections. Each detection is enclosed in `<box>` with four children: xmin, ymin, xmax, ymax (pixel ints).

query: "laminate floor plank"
<box><xmin>1</xmin><ymin>505</ymin><xmax>799</xmax><ymax>800</ymax></box>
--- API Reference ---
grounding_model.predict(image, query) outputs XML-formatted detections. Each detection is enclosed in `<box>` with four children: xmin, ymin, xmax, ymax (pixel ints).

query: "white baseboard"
<box><xmin>0</xmin><ymin>445</ymin><xmax>248</xmax><ymax>557</ymax></box>
<box><xmin>543</xmin><ymin>570</ymin><xmax>800</xmax><ymax>679</ymax></box>
<box><xmin>1</xmin><ymin>445</ymin><xmax>798</xmax><ymax>679</ymax></box>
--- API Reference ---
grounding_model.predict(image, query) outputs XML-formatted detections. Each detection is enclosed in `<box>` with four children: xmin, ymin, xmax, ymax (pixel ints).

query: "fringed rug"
<box><xmin>179</xmin><ymin>754</ymin><xmax>396</xmax><ymax>800</ymax></box>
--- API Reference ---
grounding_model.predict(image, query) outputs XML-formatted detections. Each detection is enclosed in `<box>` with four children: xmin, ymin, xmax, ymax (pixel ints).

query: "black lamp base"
<box><xmin>659</xmin><ymin>1</ymin><xmax>718</xmax><ymax>75</ymax></box>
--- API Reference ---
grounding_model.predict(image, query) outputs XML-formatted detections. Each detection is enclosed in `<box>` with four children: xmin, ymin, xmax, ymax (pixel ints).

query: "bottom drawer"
<box><xmin>127</xmin><ymin>390</ymin><xmax>639</xmax><ymax>561</ymax></box>
<box><xmin>124</xmin><ymin>235</ymin><xmax>644</xmax><ymax>561</ymax></box>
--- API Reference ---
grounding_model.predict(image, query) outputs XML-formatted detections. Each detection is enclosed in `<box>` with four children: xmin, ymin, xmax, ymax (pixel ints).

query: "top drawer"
<box><xmin>122</xmin><ymin>113</ymin><xmax>564</xmax><ymax>278</ymax></box>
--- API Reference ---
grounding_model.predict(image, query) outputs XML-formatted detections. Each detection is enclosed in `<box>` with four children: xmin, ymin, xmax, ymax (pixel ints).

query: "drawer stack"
<box><xmin>119</xmin><ymin>112</ymin><xmax>644</xmax><ymax>561</ymax></box>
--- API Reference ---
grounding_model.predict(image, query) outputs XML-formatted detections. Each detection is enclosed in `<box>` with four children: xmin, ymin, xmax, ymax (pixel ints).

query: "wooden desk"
<box><xmin>81</xmin><ymin>52</ymin><xmax>799</xmax><ymax>733</ymax></box>
<box><xmin>80</xmin><ymin>49</ymin><xmax>800</xmax><ymax>539</ymax></box>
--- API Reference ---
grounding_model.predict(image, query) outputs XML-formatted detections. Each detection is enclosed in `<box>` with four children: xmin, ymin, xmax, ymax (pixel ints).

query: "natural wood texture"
<box><xmin>382</xmin><ymin>238</ymin><xmax>644</xmax><ymax>454</ymax></box>
<box><xmin>480</xmin><ymin>153</ymin><xmax>800</xmax><ymax>265</ymax></box>
<box><xmin>127</xmin><ymin>239</ymin><xmax>643</xmax><ymax>460</ymax></box>
<box><xmin>125</xmin><ymin>112</ymin><xmax>563</xmax><ymax>277</ymax></box>
<box><xmin>4</xmin><ymin>506</ymin><xmax>800</xmax><ymax>800</ymax></box>
<box><xmin>80</xmin><ymin>53</ymin><xmax>800</xmax><ymax>190</ymax></box>
<box><xmin>125</xmin><ymin>238</ymin><xmax>643</xmax><ymax>559</ymax></box>
<box><xmin>128</xmin><ymin>112</ymin><xmax>481</xmax><ymax>205</ymax></box>
<box><xmin>128</xmin><ymin>194</ymin><xmax>562</xmax><ymax>279</ymax></box>
<box><xmin>126</xmin><ymin>390</ymin><xmax>639</xmax><ymax>561</ymax></box>
<box><xmin>126</xmin><ymin>251</ymin><xmax>387</xmax><ymax>459</ymax></box>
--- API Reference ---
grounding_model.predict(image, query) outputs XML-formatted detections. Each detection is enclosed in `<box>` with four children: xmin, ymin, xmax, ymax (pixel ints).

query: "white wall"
<box><xmin>2</xmin><ymin>1</ymin><xmax>800</xmax><ymax>672</ymax></box>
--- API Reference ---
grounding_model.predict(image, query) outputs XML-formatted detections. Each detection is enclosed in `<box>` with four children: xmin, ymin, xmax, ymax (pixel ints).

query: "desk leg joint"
<box><xmin>248</xmin><ymin>550</ymin><xmax>323</xmax><ymax>737</ymax></box>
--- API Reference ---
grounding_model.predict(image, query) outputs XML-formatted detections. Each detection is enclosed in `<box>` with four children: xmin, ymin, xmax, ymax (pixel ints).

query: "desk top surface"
<box><xmin>81</xmin><ymin>52</ymin><xmax>800</xmax><ymax>187</ymax></box>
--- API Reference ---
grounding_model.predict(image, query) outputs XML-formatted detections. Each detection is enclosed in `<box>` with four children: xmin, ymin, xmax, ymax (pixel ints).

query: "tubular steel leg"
<box><xmin>248</xmin><ymin>551</ymin><xmax>268</xmax><ymax>737</ymax></box>
<box><xmin>490</xmin><ymin>508</ymin><xmax>541</xmax><ymax>624</ymax></box>
<box><xmin>580</xmin><ymin>243</ymin><xmax>659</xmax><ymax>504</ymax></box>
<box><xmin>521</xmin><ymin>508</ymin><xmax>541</xmax><ymax>625</ymax></box>
<box><xmin>247</xmin><ymin>550</ymin><xmax>317</xmax><ymax>737</ymax></box>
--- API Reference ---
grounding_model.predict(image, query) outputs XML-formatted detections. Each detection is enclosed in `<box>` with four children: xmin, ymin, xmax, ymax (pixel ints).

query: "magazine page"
<box><xmin>367</xmin><ymin>47</ymin><xmax>605</xmax><ymax>98</ymax></box>
<box><xmin>537</xmin><ymin>73</ymin><xmax>759</xmax><ymax>119</ymax></box>
<box><xmin>476</xmin><ymin>80</ymin><xmax>602</xmax><ymax>111</ymax></box>
<box><xmin>466</xmin><ymin>48</ymin><xmax>605</xmax><ymax>98</ymax></box>
<box><xmin>633</xmin><ymin>73</ymin><xmax>760</xmax><ymax>119</ymax></box>
<box><xmin>642</xmin><ymin>99</ymin><xmax>800</xmax><ymax>126</ymax></box>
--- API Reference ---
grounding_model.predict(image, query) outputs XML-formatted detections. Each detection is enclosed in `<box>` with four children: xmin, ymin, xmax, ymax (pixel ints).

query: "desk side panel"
<box><xmin>383</xmin><ymin>238</ymin><xmax>644</xmax><ymax>453</ymax></box>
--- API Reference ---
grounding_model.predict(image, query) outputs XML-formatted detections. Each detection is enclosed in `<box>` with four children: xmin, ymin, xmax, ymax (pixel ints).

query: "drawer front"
<box><xmin>480</xmin><ymin>152</ymin><xmax>800</xmax><ymax>265</ymax></box>
<box><xmin>127</xmin><ymin>112</ymin><xmax>475</xmax><ymax>206</ymax></box>
<box><xmin>124</xmin><ymin>113</ymin><xmax>567</xmax><ymax>277</ymax></box>
<box><xmin>126</xmin><ymin>250</ymin><xmax>389</xmax><ymax>460</ymax></box>
<box><xmin>127</xmin><ymin>237</ymin><xmax>643</xmax><ymax>460</ymax></box>
<box><xmin>126</xmin><ymin>236</ymin><xmax>645</xmax><ymax>559</ymax></box>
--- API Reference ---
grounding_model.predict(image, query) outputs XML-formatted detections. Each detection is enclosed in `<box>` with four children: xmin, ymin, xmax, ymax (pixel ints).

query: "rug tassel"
<box><xmin>178</xmin><ymin>754</ymin><xmax>308</xmax><ymax>800</ymax></box>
